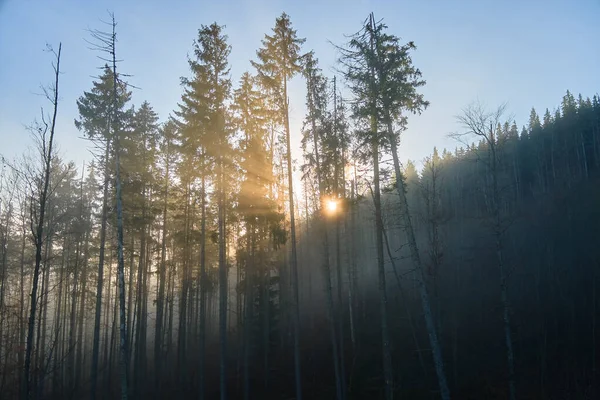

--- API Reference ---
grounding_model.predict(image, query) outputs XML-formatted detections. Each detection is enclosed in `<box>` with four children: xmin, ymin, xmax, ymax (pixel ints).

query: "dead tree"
<box><xmin>22</xmin><ymin>42</ymin><xmax>62</xmax><ymax>400</ymax></box>
<box><xmin>454</xmin><ymin>101</ymin><xmax>516</xmax><ymax>400</ymax></box>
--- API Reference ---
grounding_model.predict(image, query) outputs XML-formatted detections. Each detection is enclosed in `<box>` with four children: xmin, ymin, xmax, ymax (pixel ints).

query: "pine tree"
<box><xmin>75</xmin><ymin>63</ymin><xmax>132</xmax><ymax>400</ymax></box>
<box><xmin>233</xmin><ymin>71</ymin><xmax>282</xmax><ymax>400</ymax></box>
<box><xmin>177</xmin><ymin>22</ymin><xmax>232</xmax><ymax>400</ymax></box>
<box><xmin>251</xmin><ymin>14</ymin><xmax>305</xmax><ymax>398</ymax></box>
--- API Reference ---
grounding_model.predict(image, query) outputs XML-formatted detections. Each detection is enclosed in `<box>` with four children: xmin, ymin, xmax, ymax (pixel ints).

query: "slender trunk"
<box><xmin>347</xmin><ymin>181</ymin><xmax>356</xmax><ymax>350</ymax></box>
<box><xmin>68</xmin><ymin>228</ymin><xmax>81</xmax><ymax>396</ymax></box>
<box><xmin>490</xmin><ymin>144</ymin><xmax>516</xmax><ymax>400</ymax></box>
<box><xmin>284</xmin><ymin>77</ymin><xmax>303</xmax><ymax>400</ymax></box>
<box><xmin>75</xmin><ymin>225</ymin><xmax>89</xmax><ymax>388</ymax></box>
<box><xmin>91</xmin><ymin>139</ymin><xmax>111</xmax><ymax>400</ymax></box>
<box><xmin>23</xmin><ymin>43</ymin><xmax>61</xmax><ymax>400</ymax></box>
<box><xmin>52</xmin><ymin>239</ymin><xmax>66</xmax><ymax>394</ymax></box>
<box><xmin>333</xmin><ymin>77</ymin><xmax>348</xmax><ymax>400</ymax></box>
<box><xmin>379</xmin><ymin>216</ymin><xmax>427</xmax><ymax>374</ymax></box>
<box><xmin>307</xmin><ymin>72</ymin><xmax>343</xmax><ymax>400</ymax></box>
<box><xmin>103</xmin><ymin>249</ymin><xmax>113</xmax><ymax>382</ymax></box>
<box><xmin>0</xmin><ymin>203</ymin><xmax>11</xmax><ymax>379</ymax></box>
<box><xmin>110</xmin><ymin>22</ymin><xmax>130</xmax><ymax>399</ymax></box>
<box><xmin>134</xmin><ymin>198</ymin><xmax>147</xmax><ymax>396</ymax></box>
<box><xmin>262</xmin><ymin>254</ymin><xmax>270</xmax><ymax>389</ymax></box>
<box><xmin>35</xmin><ymin>235</ymin><xmax>51</xmax><ymax>398</ymax></box>
<box><xmin>219</xmin><ymin>157</ymin><xmax>228</xmax><ymax>400</ymax></box>
<box><xmin>108</xmin><ymin>268</ymin><xmax>119</xmax><ymax>393</ymax></box>
<box><xmin>372</xmin><ymin>136</ymin><xmax>393</xmax><ymax>400</ymax></box>
<box><xmin>199</xmin><ymin>167</ymin><xmax>207</xmax><ymax>400</ymax></box>
<box><xmin>155</xmin><ymin>158</ymin><xmax>168</xmax><ymax>396</ymax></box>
<box><xmin>592</xmin><ymin>265</ymin><xmax>597</xmax><ymax>399</ymax></box>
<box><xmin>127</xmin><ymin>235</ymin><xmax>134</xmax><ymax>362</ymax></box>
<box><xmin>386</xmin><ymin>121</ymin><xmax>450</xmax><ymax>400</ymax></box>
<box><xmin>18</xmin><ymin>218</ymin><xmax>27</xmax><ymax>394</ymax></box>
<box><xmin>243</xmin><ymin>222</ymin><xmax>254</xmax><ymax>400</ymax></box>
<box><xmin>178</xmin><ymin>183</ymin><xmax>190</xmax><ymax>387</ymax></box>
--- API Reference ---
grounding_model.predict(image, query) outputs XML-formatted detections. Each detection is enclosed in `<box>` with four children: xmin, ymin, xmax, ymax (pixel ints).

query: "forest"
<box><xmin>0</xmin><ymin>10</ymin><xmax>599</xmax><ymax>400</ymax></box>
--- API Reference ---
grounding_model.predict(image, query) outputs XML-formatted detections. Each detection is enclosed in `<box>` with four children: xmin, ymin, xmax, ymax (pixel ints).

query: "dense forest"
<box><xmin>0</xmin><ymin>10</ymin><xmax>599</xmax><ymax>400</ymax></box>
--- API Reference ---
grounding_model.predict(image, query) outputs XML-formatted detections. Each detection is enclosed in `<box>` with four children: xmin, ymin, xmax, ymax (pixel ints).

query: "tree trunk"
<box><xmin>23</xmin><ymin>43</ymin><xmax>61</xmax><ymax>400</ymax></box>
<box><xmin>219</xmin><ymin>157</ymin><xmax>228</xmax><ymax>400</ymax></box>
<box><xmin>306</xmin><ymin>71</ymin><xmax>343</xmax><ymax>399</ymax></box>
<box><xmin>110</xmin><ymin>21</ymin><xmax>130</xmax><ymax>398</ymax></box>
<box><xmin>154</xmin><ymin>156</ymin><xmax>169</xmax><ymax>396</ymax></box>
<box><xmin>284</xmin><ymin>77</ymin><xmax>303</xmax><ymax>400</ymax></box>
<box><xmin>91</xmin><ymin>139</ymin><xmax>111</xmax><ymax>400</ymax></box>
<box><xmin>371</xmin><ymin>134</ymin><xmax>394</xmax><ymax>400</ymax></box>
<box><xmin>490</xmin><ymin>144</ymin><xmax>516</xmax><ymax>400</ymax></box>
<box><xmin>199</xmin><ymin>166</ymin><xmax>207</xmax><ymax>400</ymax></box>
<box><xmin>386</xmin><ymin>120</ymin><xmax>451</xmax><ymax>400</ymax></box>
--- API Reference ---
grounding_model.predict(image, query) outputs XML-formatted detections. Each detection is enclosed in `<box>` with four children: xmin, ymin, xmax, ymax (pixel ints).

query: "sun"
<box><xmin>326</xmin><ymin>199</ymin><xmax>338</xmax><ymax>214</ymax></box>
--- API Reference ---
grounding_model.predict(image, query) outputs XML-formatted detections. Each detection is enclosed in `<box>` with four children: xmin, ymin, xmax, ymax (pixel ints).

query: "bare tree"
<box><xmin>22</xmin><ymin>42</ymin><xmax>62</xmax><ymax>400</ymax></box>
<box><xmin>453</xmin><ymin>101</ymin><xmax>516</xmax><ymax>400</ymax></box>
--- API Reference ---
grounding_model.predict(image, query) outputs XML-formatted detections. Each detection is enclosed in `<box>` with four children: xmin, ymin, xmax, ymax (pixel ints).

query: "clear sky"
<box><xmin>1</xmin><ymin>0</ymin><xmax>599</xmax><ymax>178</ymax></box>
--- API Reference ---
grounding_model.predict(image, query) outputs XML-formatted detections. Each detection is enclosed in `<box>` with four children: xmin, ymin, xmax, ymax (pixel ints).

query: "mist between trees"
<box><xmin>0</xmin><ymin>10</ymin><xmax>599</xmax><ymax>400</ymax></box>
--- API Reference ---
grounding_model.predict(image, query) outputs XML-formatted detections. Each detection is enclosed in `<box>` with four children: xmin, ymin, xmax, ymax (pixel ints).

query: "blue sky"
<box><xmin>1</xmin><ymin>0</ymin><xmax>599</xmax><ymax>176</ymax></box>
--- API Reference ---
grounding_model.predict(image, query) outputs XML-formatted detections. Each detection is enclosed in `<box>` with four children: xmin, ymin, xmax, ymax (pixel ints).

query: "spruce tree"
<box><xmin>251</xmin><ymin>14</ymin><xmax>305</xmax><ymax>398</ymax></box>
<box><xmin>177</xmin><ymin>22</ymin><xmax>232</xmax><ymax>400</ymax></box>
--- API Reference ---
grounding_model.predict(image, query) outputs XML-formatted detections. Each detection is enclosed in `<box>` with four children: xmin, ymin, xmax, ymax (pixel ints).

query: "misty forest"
<box><xmin>1</xmin><ymin>10</ymin><xmax>599</xmax><ymax>400</ymax></box>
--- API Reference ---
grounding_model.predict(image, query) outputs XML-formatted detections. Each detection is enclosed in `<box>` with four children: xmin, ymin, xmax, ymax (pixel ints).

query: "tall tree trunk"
<box><xmin>18</xmin><ymin>216</ymin><xmax>27</xmax><ymax>394</ymax></box>
<box><xmin>68</xmin><ymin>233</ymin><xmax>81</xmax><ymax>395</ymax></box>
<box><xmin>371</xmin><ymin>134</ymin><xmax>393</xmax><ymax>400</ymax></box>
<box><xmin>91</xmin><ymin>139</ymin><xmax>111</xmax><ymax>400</ymax></box>
<box><xmin>366</xmin><ymin>19</ymin><xmax>393</xmax><ymax>396</ymax></box>
<box><xmin>489</xmin><ymin>144</ymin><xmax>516</xmax><ymax>400</ymax></box>
<box><xmin>219</xmin><ymin>158</ymin><xmax>228</xmax><ymax>400</ymax></box>
<box><xmin>23</xmin><ymin>43</ymin><xmax>61</xmax><ymax>400</ymax></box>
<box><xmin>199</xmin><ymin>168</ymin><xmax>207</xmax><ymax>400</ymax></box>
<box><xmin>333</xmin><ymin>79</ymin><xmax>347</xmax><ymax>400</ymax></box>
<box><xmin>109</xmin><ymin>19</ymin><xmax>130</xmax><ymax>398</ymax></box>
<box><xmin>178</xmin><ymin>182</ymin><xmax>190</xmax><ymax>387</ymax></box>
<box><xmin>284</xmin><ymin>78</ymin><xmax>303</xmax><ymax>400</ymax></box>
<box><xmin>103</xmin><ymin>248</ymin><xmax>113</xmax><ymax>382</ymax></box>
<box><xmin>75</xmin><ymin>225</ymin><xmax>90</xmax><ymax>388</ymax></box>
<box><xmin>306</xmin><ymin>71</ymin><xmax>343</xmax><ymax>400</ymax></box>
<box><xmin>243</xmin><ymin>221</ymin><xmax>254</xmax><ymax>400</ymax></box>
<box><xmin>347</xmin><ymin>180</ymin><xmax>356</xmax><ymax>350</ymax></box>
<box><xmin>0</xmin><ymin>202</ymin><xmax>11</xmax><ymax>379</ymax></box>
<box><xmin>154</xmin><ymin>156</ymin><xmax>169</xmax><ymax>396</ymax></box>
<box><xmin>386</xmin><ymin>120</ymin><xmax>451</xmax><ymax>400</ymax></box>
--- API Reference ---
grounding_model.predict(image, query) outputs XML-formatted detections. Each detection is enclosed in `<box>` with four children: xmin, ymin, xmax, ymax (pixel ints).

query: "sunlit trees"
<box><xmin>301</xmin><ymin>52</ymin><xmax>345</xmax><ymax>400</ymax></box>
<box><xmin>121</xmin><ymin>100</ymin><xmax>159</xmax><ymax>394</ymax></box>
<box><xmin>337</xmin><ymin>15</ymin><xmax>395</xmax><ymax>399</ymax></box>
<box><xmin>251</xmin><ymin>13</ymin><xmax>305</xmax><ymax>399</ymax></box>
<box><xmin>232</xmin><ymin>71</ymin><xmax>285</xmax><ymax>399</ymax></box>
<box><xmin>2</xmin><ymin>8</ymin><xmax>600</xmax><ymax>400</ymax></box>
<box><xmin>177</xmin><ymin>22</ymin><xmax>232</xmax><ymax>400</ymax></box>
